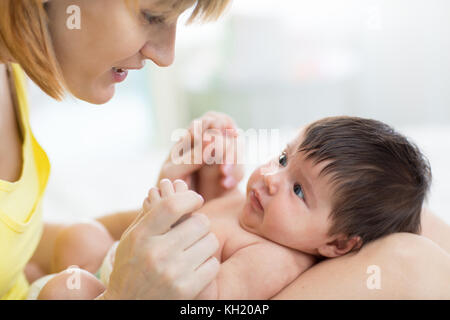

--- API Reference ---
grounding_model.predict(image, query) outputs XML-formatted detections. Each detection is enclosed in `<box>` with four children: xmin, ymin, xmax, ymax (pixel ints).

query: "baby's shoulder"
<box><xmin>200</xmin><ymin>189</ymin><xmax>246</xmax><ymax>219</ymax></box>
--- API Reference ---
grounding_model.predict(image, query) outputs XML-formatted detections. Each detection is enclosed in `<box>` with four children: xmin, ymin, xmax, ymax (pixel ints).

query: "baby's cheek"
<box><xmin>265</xmin><ymin>206</ymin><xmax>296</xmax><ymax>238</ymax></box>
<box><xmin>302</xmin><ymin>219</ymin><xmax>329</xmax><ymax>246</ymax></box>
<box><xmin>275</xmin><ymin>207</ymin><xmax>310</xmax><ymax>243</ymax></box>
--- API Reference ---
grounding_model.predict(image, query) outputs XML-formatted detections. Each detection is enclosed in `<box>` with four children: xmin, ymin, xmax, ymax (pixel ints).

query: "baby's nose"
<box><xmin>261</xmin><ymin>164</ymin><xmax>279</xmax><ymax>195</ymax></box>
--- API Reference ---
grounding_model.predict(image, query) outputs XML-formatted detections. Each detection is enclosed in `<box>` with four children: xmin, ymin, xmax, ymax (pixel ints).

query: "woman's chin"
<box><xmin>94</xmin><ymin>85</ymin><xmax>116</xmax><ymax>104</ymax></box>
<box><xmin>79</xmin><ymin>85</ymin><xmax>116</xmax><ymax>105</ymax></box>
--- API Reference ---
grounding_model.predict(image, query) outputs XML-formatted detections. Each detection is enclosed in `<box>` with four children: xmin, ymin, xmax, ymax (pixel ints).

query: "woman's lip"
<box><xmin>112</xmin><ymin>67</ymin><xmax>128</xmax><ymax>83</ymax></box>
<box><xmin>250</xmin><ymin>190</ymin><xmax>264</xmax><ymax>213</ymax></box>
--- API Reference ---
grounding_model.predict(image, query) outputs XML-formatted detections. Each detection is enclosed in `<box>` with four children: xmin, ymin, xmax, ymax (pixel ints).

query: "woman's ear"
<box><xmin>317</xmin><ymin>235</ymin><xmax>362</xmax><ymax>258</ymax></box>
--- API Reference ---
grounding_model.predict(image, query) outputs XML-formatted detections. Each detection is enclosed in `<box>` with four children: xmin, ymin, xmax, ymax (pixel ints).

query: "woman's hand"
<box><xmin>158</xmin><ymin>112</ymin><xmax>245</xmax><ymax>202</ymax></box>
<box><xmin>100</xmin><ymin>179</ymin><xmax>220</xmax><ymax>299</ymax></box>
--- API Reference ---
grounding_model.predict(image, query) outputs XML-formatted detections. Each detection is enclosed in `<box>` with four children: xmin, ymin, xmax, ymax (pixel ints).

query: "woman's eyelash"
<box><xmin>142</xmin><ymin>11</ymin><xmax>165</xmax><ymax>24</ymax></box>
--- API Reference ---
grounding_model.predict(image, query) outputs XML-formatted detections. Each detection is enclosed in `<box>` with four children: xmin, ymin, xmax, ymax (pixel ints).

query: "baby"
<box><xmin>30</xmin><ymin>113</ymin><xmax>432</xmax><ymax>299</ymax></box>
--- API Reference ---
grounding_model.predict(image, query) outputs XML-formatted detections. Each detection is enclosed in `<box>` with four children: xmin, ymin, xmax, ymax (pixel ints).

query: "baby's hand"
<box><xmin>158</xmin><ymin>112</ymin><xmax>244</xmax><ymax>202</ymax></box>
<box><xmin>191</xmin><ymin>112</ymin><xmax>244</xmax><ymax>200</ymax></box>
<box><xmin>143</xmin><ymin>179</ymin><xmax>203</xmax><ymax>227</ymax></box>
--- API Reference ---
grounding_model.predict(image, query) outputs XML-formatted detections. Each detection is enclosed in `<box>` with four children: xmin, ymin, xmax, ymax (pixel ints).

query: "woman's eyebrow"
<box><xmin>141</xmin><ymin>0</ymin><xmax>170</xmax><ymax>13</ymax></box>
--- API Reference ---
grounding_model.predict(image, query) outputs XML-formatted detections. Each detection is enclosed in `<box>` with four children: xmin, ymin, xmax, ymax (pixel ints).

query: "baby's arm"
<box><xmin>197</xmin><ymin>242</ymin><xmax>316</xmax><ymax>300</ymax></box>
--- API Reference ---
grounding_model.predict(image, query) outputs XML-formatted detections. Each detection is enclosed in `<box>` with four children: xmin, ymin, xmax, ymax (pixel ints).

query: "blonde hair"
<box><xmin>0</xmin><ymin>0</ymin><xmax>231</xmax><ymax>100</ymax></box>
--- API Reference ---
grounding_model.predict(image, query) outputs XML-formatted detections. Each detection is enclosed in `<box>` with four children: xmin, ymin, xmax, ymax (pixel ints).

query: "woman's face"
<box><xmin>46</xmin><ymin>0</ymin><xmax>184</xmax><ymax>104</ymax></box>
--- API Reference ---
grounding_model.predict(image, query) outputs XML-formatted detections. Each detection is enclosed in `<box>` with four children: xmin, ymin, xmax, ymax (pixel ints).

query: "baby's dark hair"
<box><xmin>299</xmin><ymin>116</ymin><xmax>432</xmax><ymax>247</ymax></box>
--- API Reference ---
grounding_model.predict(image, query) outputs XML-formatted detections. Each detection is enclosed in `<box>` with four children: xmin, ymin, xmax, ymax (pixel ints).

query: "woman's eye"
<box><xmin>293</xmin><ymin>183</ymin><xmax>305</xmax><ymax>200</ymax></box>
<box><xmin>279</xmin><ymin>152</ymin><xmax>287</xmax><ymax>167</ymax></box>
<box><xmin>142</xmin><ymin>11</ymin><xmax>165</xmax><ymax>24</ymax></box>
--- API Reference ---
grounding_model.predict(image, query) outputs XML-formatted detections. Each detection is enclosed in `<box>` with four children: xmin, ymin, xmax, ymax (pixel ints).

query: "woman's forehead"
<box><xmin>142</xmin><ymin>0</ymin><xmax>196</xmax><ymax>13</ymax></box>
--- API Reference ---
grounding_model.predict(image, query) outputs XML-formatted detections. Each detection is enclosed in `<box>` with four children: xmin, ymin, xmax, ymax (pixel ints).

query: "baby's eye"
<box><xmin>279</xmin><ymin>152</ymin><xmax>287</xmax><ymax>167</ymax></box>
<box><xmin>293</xmin><ymin>183</ymin><xmax>305</xmax><ymax>200</ymax></box>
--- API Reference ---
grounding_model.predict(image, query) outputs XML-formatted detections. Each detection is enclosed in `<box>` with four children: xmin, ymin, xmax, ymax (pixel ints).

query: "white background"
<box><xmin>28</xmin><ymin>0</ymin><xmax>450</xmax><ymax>225</ymax></box>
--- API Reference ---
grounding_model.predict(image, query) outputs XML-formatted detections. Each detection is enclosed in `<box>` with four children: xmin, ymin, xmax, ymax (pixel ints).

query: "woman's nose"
<box><xmin>140</xmin><ymin>23</ymin><xmax>177</xmax><ymax>67</ymax></box>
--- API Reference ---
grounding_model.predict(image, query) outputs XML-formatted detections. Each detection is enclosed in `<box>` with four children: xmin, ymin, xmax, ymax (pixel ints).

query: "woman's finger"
<box><xmin>164</xmin><ymin>213</ymin><xmax>211</xmax><ymax>251</ymax></box>
<box><xmin>181</xmin><ymin>232</ymin><xmax>219</xmax><ymax>270</ymax></box>
<box><xmin>124</xmin><ymin>208</ymin><xmax>145</xmax><ymax>236</ymax></box>
<box><xmin>183</xmin><ymin>257</ymin><xmax>220</xmax><ymax>298</ymax></box>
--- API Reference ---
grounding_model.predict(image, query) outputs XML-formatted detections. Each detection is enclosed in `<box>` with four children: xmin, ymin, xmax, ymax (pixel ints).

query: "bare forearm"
<box><xmin>96</xmin><ymin>209</ymin><xmax>140</xmax><ymax>241</ymax></box>
<box><xmin>273</xmin><ymin>233</ymin><xmax>450</xmax><ymax>299</ymax></box>
<box><xmin>26</xmin><ymin>223</ymin><xmax>68</xmax><ymax>278</ymax></box>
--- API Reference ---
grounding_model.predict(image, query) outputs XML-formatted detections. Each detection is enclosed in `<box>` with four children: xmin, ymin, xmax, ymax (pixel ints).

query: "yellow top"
<box><xmin>0</xmin><ymin>64</ymin><xmax>51</xmax><ymax>300</ymax></box>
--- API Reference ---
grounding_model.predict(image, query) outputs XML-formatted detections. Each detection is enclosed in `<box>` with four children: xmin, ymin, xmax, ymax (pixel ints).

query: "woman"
<box><xmin>0</xmin><ymin>0</ymin><xmax>449</xmax><ymax>300</ymax></box>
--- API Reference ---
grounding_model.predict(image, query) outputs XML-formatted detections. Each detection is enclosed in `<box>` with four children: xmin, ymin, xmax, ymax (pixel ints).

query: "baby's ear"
<box><xmin>317</xmin><ymin>235</ymin><xmax>362</xmax><ymax>258</ymax></box>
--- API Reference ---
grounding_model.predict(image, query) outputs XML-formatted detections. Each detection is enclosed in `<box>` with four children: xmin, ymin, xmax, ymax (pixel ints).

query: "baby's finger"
<box><xmin>174</xmin><ymin>179</ymin><xmax>189</xmax><ymax>193</ymax></box>
<box><xmin>224</xmin><ymin>127</ymin><xmax>239</xmax><ymax>137</ymax></box>
<box><xmin>212</xmin><ymin>112</ymin><xmax>237</xmax><ymax>131</ymax></box>
<box><xmin>159</xmin><ymin>179</ymin><xmax>175</xmax><ymax>197</ymax></box>
<box><xmin>225</xmin><ymin>116</ymin><xmax>237</xmax><ymax>130</ymax></box>
<box><xmin>137</xmin><ymin>191</ymin><xmax>204</xmax><ymax>235</ymax></box>
<box><xmin>220</xmin><ymin>164</ymin><xmax>245</xmax><ymax>189</ymax></box>
<box><xmin>221</xmin><ymin>176</ymin><xmax>236</xmax><ymax>189</ymax></box>
<box><xmin>148</xmin><ymin>187</ymin><xmax>161</xmax><ymax>202</ymax></box>
<box><xmin>163</xmin><ymin>160</ymin><xmax>203</xmax><ymax>181</ymax></box>
<box><xmin>220</xmin><ymin>164</ymin><xmax>233</xmax><ymax>176</ymax></box>
<box><xmin>195</xmin><ymin>115</ymin><xmax>224</xmax><ymax>137</ymax></box>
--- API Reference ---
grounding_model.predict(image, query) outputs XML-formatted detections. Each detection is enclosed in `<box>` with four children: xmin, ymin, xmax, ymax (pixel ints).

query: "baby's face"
<box><xmin>240</xmin><ymin>131</ymin><xmax>335</xmax><ymax>255</ymax></box>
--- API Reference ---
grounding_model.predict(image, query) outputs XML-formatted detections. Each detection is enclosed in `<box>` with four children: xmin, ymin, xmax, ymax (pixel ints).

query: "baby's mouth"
<box><xmin>250</xmin><ymin>189</ymin><xmax>264</xmax><ymax>213</ymax></box>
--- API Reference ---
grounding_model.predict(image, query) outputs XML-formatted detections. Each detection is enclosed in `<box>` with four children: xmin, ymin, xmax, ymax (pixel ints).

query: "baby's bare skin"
<box><xmin>192</xmin><ymin>188</ymin><xmax>316</xmax><ymax>299</ymax></box>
